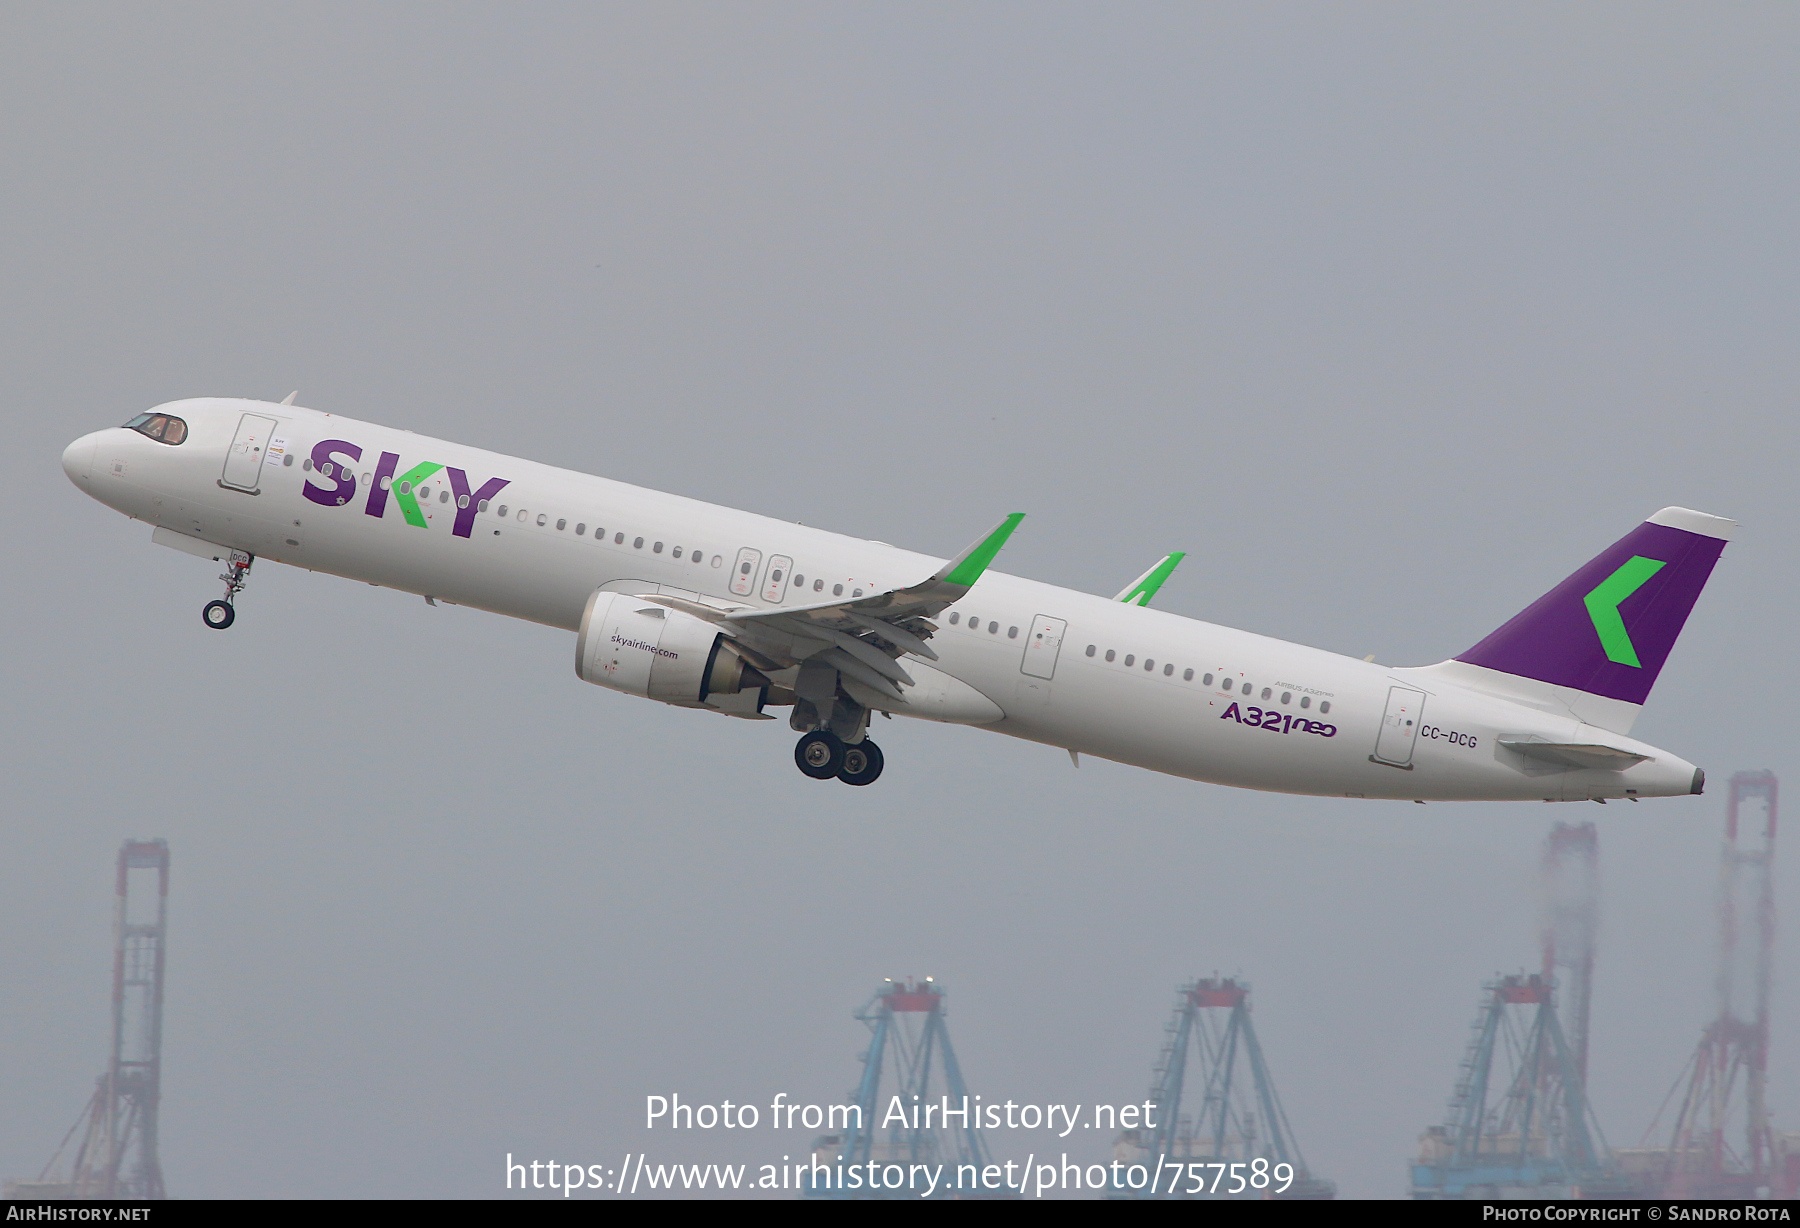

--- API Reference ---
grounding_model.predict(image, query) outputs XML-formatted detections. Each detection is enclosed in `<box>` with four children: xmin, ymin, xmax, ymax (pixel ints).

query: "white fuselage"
<box><xmin>63</xmin><ymin>398</ymin><xmax>1703</xmax><ymax>802</ymax></box>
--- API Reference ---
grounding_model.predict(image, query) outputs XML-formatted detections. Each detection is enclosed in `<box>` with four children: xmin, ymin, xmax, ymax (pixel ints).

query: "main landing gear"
<box><xmin>202</xmin><ymin>551</ymin><xmax>253</xmax><ymax>630</ymax></box>
<box><xmin>794</xmin><ymin>731</ymin><xmax>885</xmax><ymax>786</ymax></box>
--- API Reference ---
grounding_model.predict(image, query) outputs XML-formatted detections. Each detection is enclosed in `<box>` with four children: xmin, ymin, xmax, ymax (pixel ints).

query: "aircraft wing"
<box><xmin>637</xmin><ymin>514</ymin><xmax>1024</xmax><ymax>700</ymax></box>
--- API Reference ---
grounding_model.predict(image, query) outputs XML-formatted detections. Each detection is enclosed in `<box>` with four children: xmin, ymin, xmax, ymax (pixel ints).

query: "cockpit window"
<box><xmin>123</xmin><ymin>413</ymin><xmax>187</xmax><ymax>445</ymax></box>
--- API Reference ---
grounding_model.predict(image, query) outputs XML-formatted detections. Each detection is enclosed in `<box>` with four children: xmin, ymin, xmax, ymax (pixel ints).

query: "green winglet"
<box><xmin>1115</xmin><ymin>552</ymin><xmax>1186</xmax><ymax>607</ymax></box>
<box><xmin>939</xmin><ymin>513</ymin><xmax>1026</xmax><ymax>588</ymax></box>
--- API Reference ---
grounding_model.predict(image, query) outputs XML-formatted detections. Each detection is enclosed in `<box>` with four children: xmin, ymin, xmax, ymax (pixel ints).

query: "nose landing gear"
<box><xmin>202</xmin><ymin>550</ymin><xmax>253</xmax><ymax>630</ymax></box>
<box><xmin>793</xmin><ymin>731</ymin><xmax>886</xmax><ymax>785</ymax></box>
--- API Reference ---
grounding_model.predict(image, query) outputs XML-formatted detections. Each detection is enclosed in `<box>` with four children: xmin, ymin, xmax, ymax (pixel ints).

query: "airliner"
<box><xmin>62</xmin><ymin>398</ymin><xmax>1731</xmax><ymax>799</ymax></box>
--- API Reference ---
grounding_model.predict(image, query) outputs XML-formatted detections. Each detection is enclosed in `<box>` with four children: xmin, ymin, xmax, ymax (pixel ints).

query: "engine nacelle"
<box><xmin>576</xmin><ymin>590</ymin><xmax>766</xmax><ymax>707</ymax></box>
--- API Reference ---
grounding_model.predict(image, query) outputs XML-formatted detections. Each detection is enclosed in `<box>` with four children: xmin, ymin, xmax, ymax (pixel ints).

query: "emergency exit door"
<box><xmin>1020</xmin><ymin>614</ymin><xmax>1068</xmax><ymax>680</ymax></box>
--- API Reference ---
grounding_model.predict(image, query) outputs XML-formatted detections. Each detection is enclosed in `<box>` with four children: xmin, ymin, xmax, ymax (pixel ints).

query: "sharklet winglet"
<box><xmin>936</xmin><ymin>513</ymin><xmax>1025</xmax><ymax>589</ymax></box>
<box><xmin>1114</xmin><ymin>552</ymin><xmax>1186</xmax><ymax>606</ymax></box>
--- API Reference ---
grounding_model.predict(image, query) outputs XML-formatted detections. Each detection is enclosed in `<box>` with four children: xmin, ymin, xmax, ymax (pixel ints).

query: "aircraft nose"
<box><xmin>62</xmin><ymin>432</ymin><xmax>99</xmax><ymax>485</ymax></box>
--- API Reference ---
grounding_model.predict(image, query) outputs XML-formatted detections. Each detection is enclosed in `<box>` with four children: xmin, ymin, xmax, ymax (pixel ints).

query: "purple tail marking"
<box><xmin>1456</xmin><ymin>512</ymin><xmax>1729</xmax><ymax>706</ymax></box>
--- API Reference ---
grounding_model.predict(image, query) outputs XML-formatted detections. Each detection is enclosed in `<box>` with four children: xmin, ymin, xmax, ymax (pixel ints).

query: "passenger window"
<box><xmin>554</xmin><ymin>517</ymin><xmax>564</xmax><ymax>529</ymax></box>
<box><xmin>1300</xmin><ymin>696</ymin><xmax>1311</xmax><ymax>709</ymax></box>
<box><xmin>949</xmin><ymin>613</ymin><xmax>960</xmax><ymax>624</ymax></box>
<box><xmin>654</xmin><ymin>542</ymin><xmax>663</xmax><ymax>553</ymax></box>
<box><xmin>853</xmin><ymin>589</ymin><xmax>863</xmax><ymax>598</ymax></box>
<box><xmin>634</xmin><ymin>537</ymin><xmax>644</xmax><ymax>549</ymax></box>
<box><xmin>1320</xmin><ymin>701</ymin><xmax>1331</xmax><ymax>714</ymax></box>
<box><xmin>1261</xmin><ymin>687</ymin><xmax>1272</xmax><ymax>700</ymax></box>
<box><xmin>1086</xmin><ymin>644</ymin><xmax>1096</xmax><ymax>657</ymax></box>
<box><xmin>712</xmin><ymin>555</ymin><xmax>722</xmax><ymax>567</ymax></box>
<box><xmin>615</xmin><ymin>533</ymin><xmax>624</xmax><ymax>544</ymax></box>
<box><xmin>1144</xmin><ymin>659</ymin><xmax>1155</xmax><ymax>671</ymax></box>
<box><xmin>1203</xmin><ymin>672</ymin><xmax>1214</xmax><ymax>686</ymax></box>
<box><xmin>1221</xmin><ymin>679</ymin><xmax>1233</xmax><ymax>692</ymax></box>
<box><xmin>1105</xmin><ymin>650</ymin><xmax>1115</xmax><ymax>662</ymax></box>
<box><xmin>322</xmin><ymin>462</ymin><xmax>335</xmax><ymax>478</ymax></box>
<box><xmin>283</xmin><ymin>453</ymin><xmax>294</xmax><ymax>467</ymax></box>
<box><xmin>813</xmin><ymin>579</ymin><xmax>823</xmax><ymax>592</ymax></box>
<box><xmin>398</xmin><ymin>480</ymin><xmax>411</xmax><ymax>494</ymax></box>
<box><xmin>1164</xmin><ymin>664</ymin><xmax>1174</xmax><ymax>676</ymax></box>
<box><xmin>671</xmin><ymin>546</ymin><xmax>680</xmax><ymax>557</ymax></box>
<box><xmin>517</xmin><ymin>509</ymin><xmax>527</xmax><ymax>522</ymax></box>
<box><xmin>793</xmin><ymin>574</ymin><xmax>804</xmax><ymax>586</ymax></box>
<box><xmin>479</xmin><ymin>500</ymin><xmax>490</xmax><ymax>513</ymax></box>
<box><xmin>576</xmin><ymin>523</ymin><xmax>586</xmax><ymax>535</ymax></box>
<box><xmin>594</xmin><ymin>527</ymin><xmax>604</xmax><ymax>540</ymax></box>
<box><xmin>988</xmin><ymin>622</ymin><xmax>998</xmax><ymax>634</ymax></box>
<box><xmin>1281</xmin><ymin>691</ymin><xmax>1291</xmax><ymax>704</ymax></box>
<box><xmin>538</xmin><ymin>514</ymin><xmax>548</xmax><ymax>526</ymax></box>
<box><xmin>1008</xmin><ymin>626</ymin><xmax>1019</xmax><ymax>639</ymax></box>
<box><xmin>441</xmin><ymin>491</ymin><xmax>451</xmax><ymax>504</ymax></box>
<box><xmin>833</xmin><ymin>584</ymin><xmax>844</xmax><ymax>596</ymax></box>
<box><xmin>1124</xmin><ymin>654</ymin><xmax>1135</xmax><ymax>666</ymax></box>
<box><xmin>459</xmin><ymin>495</ymin><xmax>470</xmax><ymax>509</ymax></box>
<box><xmin>380</xmin><ymin>475</ymin><xmax>392</xmax><ymax>490</ymax></box>
<box><xmin>496</xmin><ymin>504</ymin><xmax>508</xmax><ymax>517</ymax></box>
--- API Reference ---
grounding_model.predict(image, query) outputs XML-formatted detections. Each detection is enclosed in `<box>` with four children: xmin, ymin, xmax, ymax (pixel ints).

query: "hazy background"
<box><xmin>2</xmin><ymin>2</ymin><xmax>1795</xmax><ymax>1199</ymax></box>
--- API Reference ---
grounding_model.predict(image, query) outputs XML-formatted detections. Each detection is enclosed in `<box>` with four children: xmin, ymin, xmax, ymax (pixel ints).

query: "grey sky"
<box><xmin>2</xmin><ymin>2</ymin><xmax>1796</xmax><ymax>1198</ymax></box>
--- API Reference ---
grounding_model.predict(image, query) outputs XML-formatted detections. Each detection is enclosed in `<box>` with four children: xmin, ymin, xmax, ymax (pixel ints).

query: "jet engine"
<box><xmin>575</xmin><ymin>590</ymin><xmax>769</xmax><ymax>707</ymax></box>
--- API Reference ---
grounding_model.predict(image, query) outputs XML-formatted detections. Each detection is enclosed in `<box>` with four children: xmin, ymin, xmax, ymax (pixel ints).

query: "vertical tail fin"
<box><xmin>1455</xmin><ymin>507</ymin><xmax>1733</xmax><ymax>709</ymax></box>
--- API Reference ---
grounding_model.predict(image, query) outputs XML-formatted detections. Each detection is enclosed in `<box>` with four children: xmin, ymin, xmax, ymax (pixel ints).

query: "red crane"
<box><xmin>1637</xmin><ymin>771</ymin><xmax>1785</xmax><ymax>1198</ymax></box>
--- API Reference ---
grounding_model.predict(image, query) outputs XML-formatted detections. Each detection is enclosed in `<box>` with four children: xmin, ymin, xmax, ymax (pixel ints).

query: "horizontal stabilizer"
<box><xmin>1497</xmin><ymin>739</ymin><xmax>1649</xmax><ymax>771</ymax></box>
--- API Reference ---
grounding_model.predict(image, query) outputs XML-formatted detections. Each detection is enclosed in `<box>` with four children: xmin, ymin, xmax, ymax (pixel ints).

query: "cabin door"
<box><xmin>1372</xmin><ymin>686</ymin><xmax>1426</xmax><ymax>767</ymax></box>
<box><xmin>220</xmin><ymin>414</ymin><xmax>278</xmax><ymax>493</ymax></box>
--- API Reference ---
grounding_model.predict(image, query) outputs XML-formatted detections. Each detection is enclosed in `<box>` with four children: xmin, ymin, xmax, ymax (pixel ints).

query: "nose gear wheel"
<box><xmin>202</xmin><ymin>550</ymin><xmax>253</xmax><ymax>630</ymax></box>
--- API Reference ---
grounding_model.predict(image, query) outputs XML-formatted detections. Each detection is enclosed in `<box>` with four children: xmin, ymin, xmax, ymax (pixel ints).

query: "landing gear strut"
<box><xmin>202</xmin><ymin>550</ymin><xmax>253</xmax><ymax>630</ymax></box>
<box><xmin>793</xmin><ymin>731</ymin><xmax>886</xmax><ymax>785</ymax></box>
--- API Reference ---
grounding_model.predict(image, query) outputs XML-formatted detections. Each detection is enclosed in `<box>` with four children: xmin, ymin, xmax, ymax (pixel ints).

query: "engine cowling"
<box><xmin>575</xmin><ymin>590</ymin><xmax>767</xmax><ymax>706</ymax></box>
